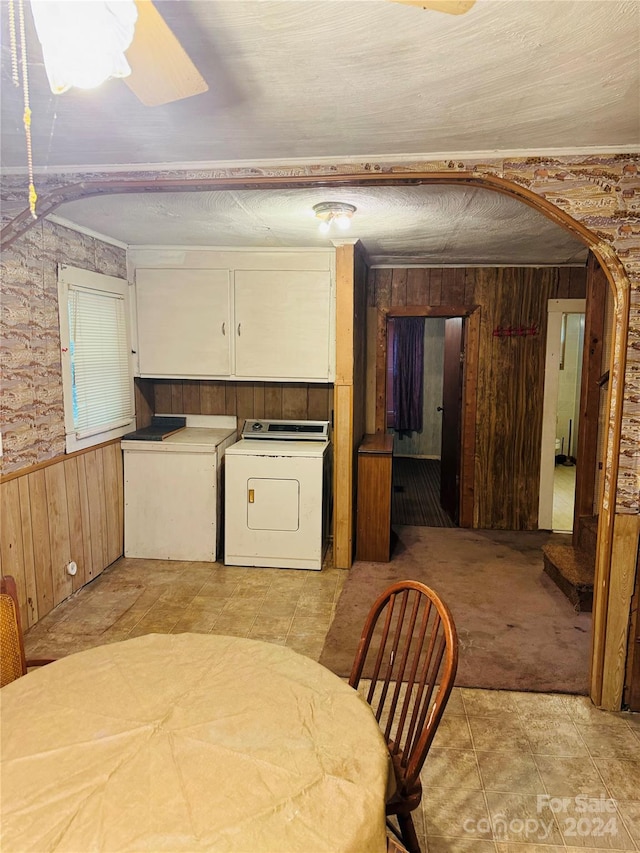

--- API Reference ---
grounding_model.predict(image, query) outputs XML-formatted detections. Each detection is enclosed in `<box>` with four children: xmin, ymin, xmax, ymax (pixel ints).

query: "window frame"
<box><xmin>58</xmin><ymin>264</ymin><xmax>136</xmax><ymax>453</ymax></box>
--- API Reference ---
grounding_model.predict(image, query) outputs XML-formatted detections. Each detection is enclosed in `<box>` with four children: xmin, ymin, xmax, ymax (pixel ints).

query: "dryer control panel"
<box><xmin>241</xmin><ymin>419</ymin><xmax>329</xmax><ymax>441</ymax></box>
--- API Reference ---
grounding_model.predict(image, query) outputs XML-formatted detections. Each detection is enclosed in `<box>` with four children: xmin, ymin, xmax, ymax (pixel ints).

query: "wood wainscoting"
<box><xmin>145</xmin><ymin>380</ymin><xmax>333</xmax><ymax>427</ymax></box>
<box><xmin>0</xmin><ymin>442</ymin><xmax>123</xmax><ymax>629</ymax></box>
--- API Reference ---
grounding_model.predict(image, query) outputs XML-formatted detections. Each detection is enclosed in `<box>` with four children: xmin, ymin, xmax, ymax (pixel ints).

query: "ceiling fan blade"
<box><xmin>389</xmin><ymin>0</ymin><xmax>476</xmax><ymax>13</ymax></box>
<box><xmin>124</xmin><ymin>0</ymin><xmax>208</xmax><ymax>107</ymax></box>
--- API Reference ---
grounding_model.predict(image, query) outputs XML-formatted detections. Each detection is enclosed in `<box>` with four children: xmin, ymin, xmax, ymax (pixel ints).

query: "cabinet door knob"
<box><xmin>237</xmin><ymin>323</ymin><xmax>242</xmax><ymax>336</ymax></box>
<box><xmin>221</xmin><ymin>321</ymin><xmax>226</xmax><ymax>336</ymax></box>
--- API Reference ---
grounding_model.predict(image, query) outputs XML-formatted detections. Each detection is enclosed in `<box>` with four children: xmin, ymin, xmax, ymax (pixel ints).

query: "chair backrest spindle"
<box><xmin>349</xmin><ymin>580</ymin><xmax>458</xmax><ymax>797</ymax></box>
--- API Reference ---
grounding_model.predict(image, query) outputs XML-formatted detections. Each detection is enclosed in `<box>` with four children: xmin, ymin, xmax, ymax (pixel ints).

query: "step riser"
<box><xmin>543</xmin><ymin>555</ymin><xmax>593</xmax><ymax>612</ymax></box>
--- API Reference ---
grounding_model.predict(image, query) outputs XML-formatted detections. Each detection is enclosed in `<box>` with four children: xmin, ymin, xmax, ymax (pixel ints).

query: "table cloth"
<box><xmin>1</xmin><ymin>633</ymin><xmax>391</xmax><ymax>853</ymax></box>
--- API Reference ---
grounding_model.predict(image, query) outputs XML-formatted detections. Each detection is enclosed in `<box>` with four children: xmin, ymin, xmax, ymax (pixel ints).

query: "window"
<box><xmin>59</xmin><ymin>264</ymin><xmax>135</xmax><ymax>453</ymax></box>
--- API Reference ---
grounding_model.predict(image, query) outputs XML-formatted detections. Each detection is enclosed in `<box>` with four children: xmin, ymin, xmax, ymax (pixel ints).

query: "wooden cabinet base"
<box><xmin>356</xmin><ymin>434</ymin><xmax>393</xmax><ymax>562</ymax></box>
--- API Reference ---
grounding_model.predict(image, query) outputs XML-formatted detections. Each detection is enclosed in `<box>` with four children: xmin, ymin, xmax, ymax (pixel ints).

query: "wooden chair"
<box><xmin>1</xmin><ymin>576</ymin><xmax>54</xmax><ymax>687</ymax></box>
<box><xmin>349</xmin><ymin>581</ymin><xmax>459</xmax><ymax>853</ymax></box>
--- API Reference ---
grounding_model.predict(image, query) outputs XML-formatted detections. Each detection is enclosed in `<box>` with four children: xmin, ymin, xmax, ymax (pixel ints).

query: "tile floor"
<box><xmin>553</xmin><ymin>465</ymin><xmax>577</xmax><ymax>533</ymax></box>
<box><xmin>23</xmin><ymin>557</ymin><xmax>640</xmax><ymax>853</ymax></box>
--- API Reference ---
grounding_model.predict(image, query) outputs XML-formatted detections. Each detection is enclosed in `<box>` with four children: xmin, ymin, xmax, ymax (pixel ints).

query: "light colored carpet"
<box><xmin>320</xmin><ymin>526</ymin><xmax>591</xmax><ymax>694</ymax></box>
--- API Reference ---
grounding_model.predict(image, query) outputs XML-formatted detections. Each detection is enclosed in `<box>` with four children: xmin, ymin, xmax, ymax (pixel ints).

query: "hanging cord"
<box><xmin>8</xmin><ymin>0</ymin><xmax>20</xmax><ymax>86</ymax></box>
<box><xmin>11</xmin><ymin>0</ymin><xmax>38</xmax><ymax>218</ymax></box>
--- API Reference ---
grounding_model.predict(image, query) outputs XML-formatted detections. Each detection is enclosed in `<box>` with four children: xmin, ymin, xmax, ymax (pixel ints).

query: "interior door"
<box><xmin>440</xmin><ymin>317</ymin><xmax>464</xmax><ymax>524</ymax></box>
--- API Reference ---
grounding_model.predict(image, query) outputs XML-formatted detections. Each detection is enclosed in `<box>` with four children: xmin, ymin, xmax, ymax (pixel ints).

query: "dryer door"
<box><xmin>248</xmin><ymin>478</ymin><xmax>300</xmax><ymax>531</ymax></box>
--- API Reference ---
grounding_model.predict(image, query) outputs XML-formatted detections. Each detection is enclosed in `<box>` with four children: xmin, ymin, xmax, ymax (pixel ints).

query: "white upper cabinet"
<box><xmin>132</xmin><ymin>250</ymin><xmax>335</xmax><ymax>382</ymax></box>
<box><xmin>234</xmin><ymin>270</ymin><xmax>331</xmax><ymax>380</ymax></box>
<box><xmin>136</xmin><ymin>269</ymin><xmax>231</xmax><ymax>377</ymax></box>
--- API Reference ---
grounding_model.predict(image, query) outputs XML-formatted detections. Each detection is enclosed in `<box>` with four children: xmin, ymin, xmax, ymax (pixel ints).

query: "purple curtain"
<box><xmin>393</xmin><ymin>317</ymin><xmax>425</xmax><ymax>434</ymax></box>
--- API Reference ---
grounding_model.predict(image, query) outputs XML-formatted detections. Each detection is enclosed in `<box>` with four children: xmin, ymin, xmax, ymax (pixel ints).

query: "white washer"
<box><xmin>122</xmin><ymin>415</ymin><xmax>237</xmax><ymax>561</ymax></box>
<box><xmin>225</xmin><ymin>420</ymin><xmax>331</xmax><ymax>570</ymax></box>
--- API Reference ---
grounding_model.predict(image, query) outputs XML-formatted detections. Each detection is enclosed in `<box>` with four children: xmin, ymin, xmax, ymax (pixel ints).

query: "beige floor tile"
<box><xmin>577</xmin><ymin>725</ymin><xmax>640</xmax><ymax>760</ymax></box>
<box><xmin>422</xmin><ymin>748</ymin><xmax>483</xmax><ymax>791</ymax></box>
<box><xmin>267</xmin><ymin>571</ymin><xmax>308</xmax><ymax>591</ymax></box>
<box><xmin>617</xmin><ymin>801</ymin><xmax>640</xmax><ymax>845</ymax></box>
<box><xmin>424</xmin><ymin>788</ymin><xmax>494</xmax><ymax>840</ymax></box>
<box><xmin>248</xmin><ymin>615</ymin><xmax>293</xmax><ymax>643</ymax></box>
<box><xmin>210</xmin><ymin>612</ymin><xmax>256</xmax><ymax>637</ymax></box>
<box><xmin>485</xmin><ymin>792</ymin><xmax>564</xmax><ymax>846</ymax></box>
<box><xmin>258</xmin><ymin>595</ymin><xmax>302</xmax><ymax>619</ymax></box>
<box><xmin>292</xmin><ymin>598</ymin><xmax>335</xmax><ymax>619</ymax></box>
<box><xmin>495</xmin><ymin>845</ymin><xmax>567</xmax><ymax>852</ymax></box>
<box><xmin>534</xmin><ymin>755</ymin><xmax>608</xmax><ymax>798</ymax></box>
<box><xmin>127</xmin><ymin>614</ymin><xmax>181</xmax><ymax>633</ymax></box>
<box><xmin>594</xmin><ymin>759</ymin><xmax>640</xmax><ymax>802</ymax></box>
<box><xmin>563</xmin><ymin>849</ymin><xmax>636</xmax><ymax>853</ymax></box>
<box><xmin>621</xmin><ymin>713</ymin><xmax>640</xmax><ymax>735</ymax></box>
<box><xmin>556</xmin><ymin>805</ymin><xmax>635</xmax><ymax>850</ymax></box>
<box><xmin>288</xmin><ymin>614</ymin><xmax>332</xmax><ymax>638</ymax></box>
<box><xmin>219</xmin><ymin>598</ymin><xmax>263</xmax><ymax>618</ymax></box>
<box><xmin>477</xmin><ymin>751</ymin><xmax>544</xmax><ymax>794</ymax></box>
<box><xmin>564</xmin><ymin>697</ymin><xmax>638</xmax><ymax>730</ymax></box>
<box><xmin>468</xmin><ymin>716</ymin><xmax>531</xmax><ymax>754</ymax></box>
<box><xmin>428</xmin><ymin>836</ymin><xmax>498</xmax><ymax>852</ymax></box>
<box><xmin>409</xmin><ymin>805</ymin><xmax>427</xmax><ymax>849</ymax></box>
<box><xmin>512</xmin><ymin>692</ymin><xmax>573</xmax><ymax>723</ymax></box>
<box><xmin>525</xmin><ymin>720</ymin><xmax>589</xmax><ymax>757</ymax></box>
<box><xmin>171</xmin><ymin>612</ymin><xmax>219</xmax><ymax>633</ymax></box>
<box><xmin>284</xmin><ymin>635</ymin><xmax>325</xmax><ymax>660</ymax></box>
<box><xmin>232</xmin><ymin>584</ymin><xmax>270</xmax><ymax>601</ymax></box>
<box><xmin>444</xmin><ymin>687</ymin><xmax>466</xmax><ymax>716</ymax></box>
<box><xmin>431</xmin><ymin>714</ymin><xmax>474</xmax><ymax>750</ymax></box>
<box><xmin>461</xmin><ymin>689</ymin><xmax>520</xmax><ymax>716</ymax></box>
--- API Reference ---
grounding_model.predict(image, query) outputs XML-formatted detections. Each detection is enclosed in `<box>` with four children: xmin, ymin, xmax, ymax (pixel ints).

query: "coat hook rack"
<box><xmin>492</xmin><ymin>324</ymin><xmax>539</xmax><ymax>339</ymax></box>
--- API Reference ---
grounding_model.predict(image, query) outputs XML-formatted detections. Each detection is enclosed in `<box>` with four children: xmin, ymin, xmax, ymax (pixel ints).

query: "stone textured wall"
<box><xmin>0</xmin><ymin>221</ymin><xmax>126</xmax><ymax>475</ymax></box>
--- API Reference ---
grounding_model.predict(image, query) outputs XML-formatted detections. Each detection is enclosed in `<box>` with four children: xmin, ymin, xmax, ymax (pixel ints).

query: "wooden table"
<box><xmin>1</xmin><ymin>633</ymin><xmax>391</xmax><ymax>853</ymax></box>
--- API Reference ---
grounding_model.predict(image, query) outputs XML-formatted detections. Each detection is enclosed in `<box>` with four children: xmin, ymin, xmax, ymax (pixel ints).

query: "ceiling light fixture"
<box><xmin>313</xmin><ymin>202</ymin><xmax>357</xmax><ymax>234</ymax></box>
<box><xmin>30</xmin><ymin>0</ymin><xmax>138</xmax><ymax>94</ymax></box>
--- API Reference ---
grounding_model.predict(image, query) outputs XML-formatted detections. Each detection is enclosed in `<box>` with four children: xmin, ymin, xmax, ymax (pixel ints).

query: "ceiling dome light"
<box><xmin>312</xmin><ymin>202</ymin><xmax>357</xmax><ymax>234</ymax></box>
<box><xmin>30</xmin><ymin>1</ymin><xmax>138</xmax><ymax>94</ymax></box>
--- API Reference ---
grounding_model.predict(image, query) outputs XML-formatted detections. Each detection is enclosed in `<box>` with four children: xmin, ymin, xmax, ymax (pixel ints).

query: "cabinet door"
<box><xmin>234</xmin><ymin>270</ymin><xmax>331</xmax><ymax>379</ymax></box>
<box><xmin>136</xmin><ymin>269</ymin><xmax>231</xmax><ymax>377</ymax></box>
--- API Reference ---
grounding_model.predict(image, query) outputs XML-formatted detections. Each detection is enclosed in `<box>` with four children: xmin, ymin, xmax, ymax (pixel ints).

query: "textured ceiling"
<box><xmin>53</xmin><ymin>185</ymin><xmax>589</xmax><ymax>266</ymax></box>
<box><xmin>2</xmin><ymin>0</ymin><xmax>637</xmax><ymax>263</ymax></box>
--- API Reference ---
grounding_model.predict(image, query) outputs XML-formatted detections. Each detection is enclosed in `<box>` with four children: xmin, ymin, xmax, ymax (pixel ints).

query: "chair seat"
<box><xmin>1</xmin><ymin>576</ymin><xmax>54</xmax><ymax>687</ymax></box>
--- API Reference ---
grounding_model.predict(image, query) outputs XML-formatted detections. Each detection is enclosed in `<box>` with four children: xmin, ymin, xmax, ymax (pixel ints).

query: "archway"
<box><xmin>1</xmin><ymin>165</ymin><xmax>635</xmax><ymax>709</ymax></box>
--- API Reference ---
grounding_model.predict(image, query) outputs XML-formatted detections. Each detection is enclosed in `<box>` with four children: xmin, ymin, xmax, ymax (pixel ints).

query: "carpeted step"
<box><xmin>543</xmin><ymin>543</ymin><xmax>594</xmax><ymax>612</ymax></box>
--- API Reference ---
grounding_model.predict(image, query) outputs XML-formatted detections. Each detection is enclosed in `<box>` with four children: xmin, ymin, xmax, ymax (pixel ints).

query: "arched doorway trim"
<box><xmin>1</xmin><ymin>165</ymin><xmax>635</xmax><ymax>709</ymax></box>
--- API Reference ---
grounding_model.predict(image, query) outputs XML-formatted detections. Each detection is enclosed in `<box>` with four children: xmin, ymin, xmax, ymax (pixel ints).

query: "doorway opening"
<box><xmin>539</xmin><ymin>299</ymin><xmax>586</xmax><ymax>532</ymax></box>
<box><xmin>386</xmin><ymin>314</ymin><xmax>464</xmax><ymax>528</ymax></box>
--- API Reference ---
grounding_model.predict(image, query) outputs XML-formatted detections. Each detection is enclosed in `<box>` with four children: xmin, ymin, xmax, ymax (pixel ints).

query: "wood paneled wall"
<box><xmin>368</xmin><ymin>265</ymin><xmax>587</xmax><ymax>530</ymax></box>
<box><xmin>368</xmin><ymin>266</ymin><xmax>587</xmax><ymax>311</ymax></box>
<box><xmin>474</xmin><ymin>268</ymin><xmax>554</xmax><ymax>529</ymax></box>
<box><xmin>144</xmin><ymin>379</ymin><xmax>333</xmax><ymax>426</ymax></box>
<box><xmin>0</xmin><ymin>442</ymin><xmax>123</xmax><ymax>628</ymax></box>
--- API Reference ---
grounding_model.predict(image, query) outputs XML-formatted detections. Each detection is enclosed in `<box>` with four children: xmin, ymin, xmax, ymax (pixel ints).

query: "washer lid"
<box><xmin>241</xmin><ymin>419</ymin><xmax>329</xmax><ymax>441</ymax></box>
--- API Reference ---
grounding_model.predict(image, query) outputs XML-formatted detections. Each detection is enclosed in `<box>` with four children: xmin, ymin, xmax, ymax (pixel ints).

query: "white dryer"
<box><xmin>224</xmin><ymin>420</ymin><xmax>331</xmax><ymax>570</ymax></box>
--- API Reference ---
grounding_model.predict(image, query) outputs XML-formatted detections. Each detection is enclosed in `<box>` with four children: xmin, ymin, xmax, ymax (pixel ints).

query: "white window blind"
<box><xmin>58</xmin><ymin>264</ymin><xmax>135</xmax><ymax>453</ymax></box>
<box><xmin>68</xmin><ymin>285</ymin><xmax>134</xmax><ymax>439</ymax></box>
